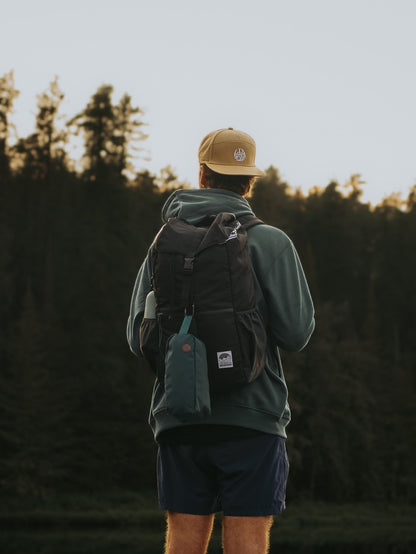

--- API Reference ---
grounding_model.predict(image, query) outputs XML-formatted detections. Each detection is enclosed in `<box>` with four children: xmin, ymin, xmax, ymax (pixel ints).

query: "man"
<box><xmin>127</xmin><ymin>128</ymin><xmax>315</xmax><ymax>554</ymax></box>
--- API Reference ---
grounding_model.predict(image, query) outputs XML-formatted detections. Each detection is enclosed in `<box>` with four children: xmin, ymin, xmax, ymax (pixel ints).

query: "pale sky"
<box><xmin>2</xmin><ymin>0</ymin><xmax>415</xmax><ymax>205</ymax></box>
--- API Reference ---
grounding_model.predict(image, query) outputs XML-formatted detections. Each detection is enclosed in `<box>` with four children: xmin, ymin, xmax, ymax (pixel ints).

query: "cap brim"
<box><xmin>205</xmin><ymin>162</ymin><xmax>264</xmax><ymax>177</ymax></box>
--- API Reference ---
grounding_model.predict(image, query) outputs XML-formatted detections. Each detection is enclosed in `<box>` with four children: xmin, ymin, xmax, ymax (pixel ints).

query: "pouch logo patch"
<box><xmin>217</xmin><ymin>350</ymin><xmax>233</xmax><ymax>369</ymax></box>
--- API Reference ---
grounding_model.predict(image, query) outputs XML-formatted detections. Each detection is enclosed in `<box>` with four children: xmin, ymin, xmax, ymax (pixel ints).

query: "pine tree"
<box><xmin>0</xmin><ymin>70</ymin><xmax>19</xmax><ymax>181</ymax></box>
<box><xmin>12</xmin><ymin>78</ymin><xmax>66</xmax><ymax>181</ymax></box>
<box><xmin>113</xmin><ymin>93</ymin><xmax>147</xmax><ymax>178</ymax></box>
<box><xmin>69</xmin><ymin>85</ymin><xmax>146</xmax><ymax>185</ymax></box>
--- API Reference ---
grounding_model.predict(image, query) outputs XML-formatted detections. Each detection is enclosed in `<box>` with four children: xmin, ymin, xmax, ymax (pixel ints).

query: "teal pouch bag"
<box><xmin>164</xmin><ymin>315</ymin><xmax>211</xmax><ymax>420</ymax></box>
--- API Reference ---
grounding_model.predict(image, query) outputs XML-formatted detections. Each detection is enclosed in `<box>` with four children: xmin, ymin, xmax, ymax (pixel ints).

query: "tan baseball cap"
<box><xmin>198</xmin><ymin>128</ymin><xmax>264</xmax><ymax>177</ymax></box>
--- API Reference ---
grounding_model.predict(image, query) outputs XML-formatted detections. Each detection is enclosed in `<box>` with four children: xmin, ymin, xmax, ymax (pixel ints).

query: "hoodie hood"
<box><xmin>161</xmin><ymin>188</ymin><xmax>254</xmax><ymax>225</ymax></box>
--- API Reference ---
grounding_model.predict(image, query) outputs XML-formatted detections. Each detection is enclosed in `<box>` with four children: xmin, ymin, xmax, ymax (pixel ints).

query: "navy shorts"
<box><xmin>157</xmin><ymin>433</ymin><xmax>289</xmax><ymax>516</ymax></box>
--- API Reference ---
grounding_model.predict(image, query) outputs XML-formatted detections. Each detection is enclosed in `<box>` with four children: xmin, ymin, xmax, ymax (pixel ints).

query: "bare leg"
<box><xmin>222</xmin><ymin>515</ymin><xmax>274</xmax><ymax>554</ymax></box>
<box><xmin>165</xmin><ymin>511</ymin><xmax>215</xmax><ymax>554</ymax></box>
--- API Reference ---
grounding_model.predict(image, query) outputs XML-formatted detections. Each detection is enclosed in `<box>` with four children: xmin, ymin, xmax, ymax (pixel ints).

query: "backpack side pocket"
<box><xmin>139</xmin><ymin>317</ymin><xmax>160</xmax><ymax>375</ymax></box>
<box><xmin>235</xmin><ymin>308</ymin><xmax>267</xmax><ymax>382</ymax></box>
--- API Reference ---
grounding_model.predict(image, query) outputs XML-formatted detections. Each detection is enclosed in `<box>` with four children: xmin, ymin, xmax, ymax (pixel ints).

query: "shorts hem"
<box><xmin>159</xmin><ymin>503</ymin><xmax>286</xmax><ymax>517</ymax></box>
<box><xmin>159</xmin><ymin>503</ymin><xmax>218</xmax><ymax>516</ymax></box>
<box><xmin>223</xmin><ymin>503</ymin><xmax>286</xmax><ymax>517</ymax></box>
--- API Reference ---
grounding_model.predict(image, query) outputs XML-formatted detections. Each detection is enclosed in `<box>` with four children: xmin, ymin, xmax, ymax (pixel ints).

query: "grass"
<box><xmin>0</xmin><ymin>492</ymin><xmax>415</xmax><ymax>550</ymax></box>
<box><xmin>272</xmin><ymin>502</ymin><xmax>416</xmax><ymax>545</ymax></box>
<box><xmin>0</xmin><ymin>491</ymin><xmax>161</xmax><ymax>530</ymax></box>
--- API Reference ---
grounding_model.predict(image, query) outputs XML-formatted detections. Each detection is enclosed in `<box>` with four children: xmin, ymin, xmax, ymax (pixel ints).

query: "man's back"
<box><xmin>129</xmin><ymin>186</ymin><xmax>314</xmax><ymax>442</ymax></box>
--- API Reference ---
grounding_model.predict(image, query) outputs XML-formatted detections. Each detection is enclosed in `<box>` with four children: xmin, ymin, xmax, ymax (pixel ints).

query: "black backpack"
<box><xmin>139</xmin><ymin>212</ymin><xmax>267</xmax><ymax>392</ymax></box>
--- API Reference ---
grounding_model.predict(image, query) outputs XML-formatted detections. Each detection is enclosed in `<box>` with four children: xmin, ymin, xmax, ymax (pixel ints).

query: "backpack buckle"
<box><xmin>183</xmin><ymin>257</ymin><xmax>194</xmax><ymax>274</ymax></box>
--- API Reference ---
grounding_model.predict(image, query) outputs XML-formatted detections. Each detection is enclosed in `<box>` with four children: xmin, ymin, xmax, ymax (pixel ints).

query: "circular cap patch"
<box><xmin>234</xmin><ymin>147</ymin><xmax>246</xmax><ymax>162</ymax></box>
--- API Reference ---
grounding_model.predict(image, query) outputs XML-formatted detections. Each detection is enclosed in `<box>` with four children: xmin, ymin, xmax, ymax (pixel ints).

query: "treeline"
<box><xmin>0</xmin><ymin>73</ymin><xmax>415</xmax><ymax>503</ymax></box>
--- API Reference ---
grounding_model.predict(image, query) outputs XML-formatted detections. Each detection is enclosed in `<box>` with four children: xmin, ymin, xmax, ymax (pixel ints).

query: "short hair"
<box><xmin>202</xmin><ymin>164</ymin><xmax>256</xmax><ymax>197</ymax></box>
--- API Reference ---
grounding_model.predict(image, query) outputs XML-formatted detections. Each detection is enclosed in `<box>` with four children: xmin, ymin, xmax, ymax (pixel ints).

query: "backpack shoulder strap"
<box><xmin>238</xmin><ymin>214</ymin><xmax>264</xmax><ymax>230</ymax></box>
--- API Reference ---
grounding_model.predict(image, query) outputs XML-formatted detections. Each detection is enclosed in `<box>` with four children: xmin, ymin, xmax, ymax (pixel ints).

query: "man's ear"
<box><xmin>199</xmin><ymin>165</ymin><xmax>207</xmax><ymax>189</ymax></box>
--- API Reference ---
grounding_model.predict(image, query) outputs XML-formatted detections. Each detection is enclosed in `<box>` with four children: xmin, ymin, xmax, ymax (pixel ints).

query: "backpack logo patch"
<box><xmin>217</xmin><ymin>350</ymin><xmax>234</xmax><ymax>369</ymax></box>
<box><xmin>234</xmin><ymin>148</ymin><xmax>246</xmax><ymax>162</ymax></box>
<box><xmin>225</xmin><ymin>221</ymin><xmax>241</xmax><ymax>242</ymax></box>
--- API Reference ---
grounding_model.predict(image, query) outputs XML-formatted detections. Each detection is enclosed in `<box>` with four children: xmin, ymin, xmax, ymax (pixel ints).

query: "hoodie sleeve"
<box><xmin>126</xmin><ymin>249</ymin><xmax>152</xmax><ymax>357</ymax></box>
<box><xmin>250</xmin><ymin>226</ymin><xmax>315</xmax><ymax>352</ymax></box>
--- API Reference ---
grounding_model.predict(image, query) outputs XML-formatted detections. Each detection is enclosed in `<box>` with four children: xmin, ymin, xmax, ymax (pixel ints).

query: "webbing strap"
<box><xmin>182</xmin><ymin>257</ymin><xmax>195</xmax><ymax>312</ymax></box>
<box><xmin>238</xmin><ymin>214</ymin><xmax>264</xmax><ymax>230</ymax></box>
<box><xmin>179</xmin><ymin>314</ymin><xmax>193</xmax><ymax>335</ymax></box>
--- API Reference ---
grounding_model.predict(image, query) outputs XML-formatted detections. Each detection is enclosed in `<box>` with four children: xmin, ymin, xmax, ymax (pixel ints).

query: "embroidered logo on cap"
<box><xmin>234</xmin><ymin>148</ymin><xmax>246</xmax><ymax>162</ymax></box>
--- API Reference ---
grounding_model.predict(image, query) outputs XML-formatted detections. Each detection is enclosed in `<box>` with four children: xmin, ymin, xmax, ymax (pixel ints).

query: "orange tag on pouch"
<box><xmin>182</xmin><ymin>343</ymin><xmax>192</xmax><ymax>353</ymax></box>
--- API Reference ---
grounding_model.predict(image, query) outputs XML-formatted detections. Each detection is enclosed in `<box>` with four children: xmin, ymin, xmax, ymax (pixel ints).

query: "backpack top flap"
<box><xmin>151</xmin><ymin>212</ymin><xmax>263</xmax><ymax>315</ymax></box>
<box><xmin>195</xmin><ymin>212</ymin><xmax>239</xmax><ymax>254</ymax></box>
<box><xmin>155</xmin><ymin>217</ymin><xmax>206</xmax><ymax>256</ymax></box>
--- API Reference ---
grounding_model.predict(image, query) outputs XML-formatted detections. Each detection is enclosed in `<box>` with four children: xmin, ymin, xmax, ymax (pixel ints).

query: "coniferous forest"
<box><xmin>1</xmin><ymin>72</ymin><xmax>415</xmax><ymax>506</ymax></box>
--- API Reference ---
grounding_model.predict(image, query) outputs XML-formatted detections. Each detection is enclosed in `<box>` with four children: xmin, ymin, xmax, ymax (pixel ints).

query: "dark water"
<box><xmin>0</xmin><ymin>530</ymin><xmax>414</xmax><ymax>554</ymax></box>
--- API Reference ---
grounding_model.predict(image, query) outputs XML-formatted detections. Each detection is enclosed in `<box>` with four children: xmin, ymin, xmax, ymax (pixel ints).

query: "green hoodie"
<box><xmin>127</xmin><ymin>188</ymin><xmax>315</xmax><ymax>439</ymax></box>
